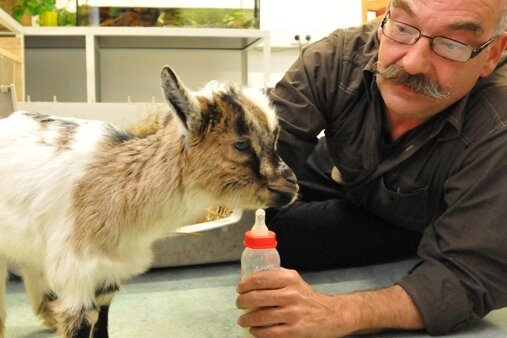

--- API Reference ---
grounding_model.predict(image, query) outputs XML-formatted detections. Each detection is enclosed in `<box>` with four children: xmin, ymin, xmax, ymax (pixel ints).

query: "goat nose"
<box><xmin>282</xmin><ymin>163</ymin><xmax>297</xmax><ymax>182</ymax></box>
<box><xmin>282</xmin><ymin>170</ymin><xmax>299</xmax><ymax>194</ymax></box>
<box><xmin>286</xmin><ymin>175</ymin><xmax>297</xmax><ymax>184</ymax></box>
<box><xmin>284</xmin><ymin>170</ymin><xmax>298</xmax><ymax>187</ymax></box>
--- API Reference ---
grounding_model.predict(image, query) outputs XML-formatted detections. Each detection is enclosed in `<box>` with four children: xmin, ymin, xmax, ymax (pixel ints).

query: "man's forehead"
<box><xmin>390</xmin><ymin>0</ymin><xmax>488</xmax><ymax>35</ymax></box>
<box><xmin>391</xmin><ymin>0</ymin><xmax>414</xmax><ymax>15</ymax></box>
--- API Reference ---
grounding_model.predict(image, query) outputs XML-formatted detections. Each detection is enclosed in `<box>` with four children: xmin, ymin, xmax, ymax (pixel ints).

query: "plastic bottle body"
<box><xmin>240</xmin><ymin>209</ymin><xmax>280</xmax><ymax>338</ymax></box>
<box><xmin>241</xmin><ymin>248</ymin><xmax>280</xmax><ymax>338</ymax></box>
<box><xmin>241</xmin><ymin>247</ymin><xmax>280</xmax><ymax>278</ymax></box>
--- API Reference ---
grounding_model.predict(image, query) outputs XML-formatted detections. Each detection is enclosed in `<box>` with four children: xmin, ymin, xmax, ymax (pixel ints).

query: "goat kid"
<box><xmin>0</xmin><ymin>66</ymin><xmax>298</xmax><ymax>338</ymax></box>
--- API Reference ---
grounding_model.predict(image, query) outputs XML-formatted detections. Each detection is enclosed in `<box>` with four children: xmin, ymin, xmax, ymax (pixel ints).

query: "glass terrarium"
<box><xmin>76</xmin><ymin>0</ymin><xmax>260</xmax><ymax>28</ymax></box>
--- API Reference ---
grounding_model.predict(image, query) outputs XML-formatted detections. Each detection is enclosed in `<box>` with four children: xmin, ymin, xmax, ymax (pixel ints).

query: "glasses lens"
<box><xmin>383</xmin><ymin>19</ymin><xmax>419</xmax><ymax>44</ymax></box>
<box><xmin>432</xmin><ymin>37</ymin><xmax>472</xmax><ymax>62</ymax></box>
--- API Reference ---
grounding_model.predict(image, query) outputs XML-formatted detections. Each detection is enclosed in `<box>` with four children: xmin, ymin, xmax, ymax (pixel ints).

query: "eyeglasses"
<box><xmin>380</xmin><ymin>14</ymin><xmax>498</xmax><ymax>62</ymax></box>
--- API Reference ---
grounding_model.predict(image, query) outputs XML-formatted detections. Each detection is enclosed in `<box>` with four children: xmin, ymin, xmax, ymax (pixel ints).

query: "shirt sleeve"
<box><xmin>398</xmin><ymin>120</ymin><xmax>507</xmax><ymax>334</ymax></box>
<box><xmin>270</xmin><ymin>32</ymin><xmax>343</xmax><ymax>177</ymax></box>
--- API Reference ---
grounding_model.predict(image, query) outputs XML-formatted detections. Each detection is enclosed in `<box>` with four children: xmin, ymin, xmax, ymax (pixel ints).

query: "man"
<box><xmin>236</xmin><ymin>0</ymin><xmax>507</xmax><ymax>337</ymax></box>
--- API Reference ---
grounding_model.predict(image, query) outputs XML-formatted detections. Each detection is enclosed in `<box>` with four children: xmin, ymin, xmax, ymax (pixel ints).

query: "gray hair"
<box><xmin>498</xmin><ymin>4</ymin><xmax>507</xmax><ymax>33</ymax></box>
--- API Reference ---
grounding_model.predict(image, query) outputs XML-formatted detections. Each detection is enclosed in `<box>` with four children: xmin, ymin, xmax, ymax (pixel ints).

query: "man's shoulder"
<box><xmin>297</xmin><ymin>21</ymin><xmax>379</xmax><ymax>100</ymax></box>
<box><xmin>462</xmin><ymin>53</ymin><xmax>507</xmax><ymax>141</ymax></box>
<box><xmin>476</xmin><ymin>53</ymin><xmax>507</xmax><ymax>87</ymax></box>
<box><xmin>470</xmin><ymin>53</ymin><xmax>507</xmax><ymax>117</ymax></box>
<box><xmin>326</xmin><ymin>20</ymin><xmax>380</xmax><ymax>59</ymax></box>
<box><xmin>303</xmin><ymin>20</ymin><xmax>380</xmax><ymax>64</ymax></box>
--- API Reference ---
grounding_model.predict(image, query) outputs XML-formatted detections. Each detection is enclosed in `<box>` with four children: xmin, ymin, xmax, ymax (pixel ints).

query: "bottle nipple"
<box><xmin>251</xmin><ymin>209</ymin><xmax>268</xmax><ymax>235</ymax></box>
<box><xmin>244</xmin><ymin>209</ymin><xmax>277</xmax><ymax>249</ymax></box>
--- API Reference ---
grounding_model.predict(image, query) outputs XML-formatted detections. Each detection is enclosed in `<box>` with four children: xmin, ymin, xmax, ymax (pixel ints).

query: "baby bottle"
<box><xmin>241</xmin><ymin>209</ymin><xmax>281</xmax><ymax>337</ymax></box>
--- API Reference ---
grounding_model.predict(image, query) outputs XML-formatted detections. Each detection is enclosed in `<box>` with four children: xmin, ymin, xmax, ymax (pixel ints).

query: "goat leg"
<box><xmin>56</xmin><ymin>305</ymin><xmax>98</xmax><ymax>338</ymax></box>
<box><xmin>19</xmin><ymin>266</ymin><xmax>58</xmax><ymax>331</ymax></box>
<box><xmin>91</xmin><ymin>283</ymin><xmax>120</xmax><ymax>338</ymax></box>
<box><xmin>37</xmin><ymin>291</ymin><xmax>58</xmax><ymax>330</ymax></box>
<box><xmin>92</xmin><ymin>304</ymin><xmax>110</xmax><ymax>338</ymax></box>
<box><xmin>0</xmin><ymin>257</ymin><xmax>6</xmax><ymax>338</ymax></box>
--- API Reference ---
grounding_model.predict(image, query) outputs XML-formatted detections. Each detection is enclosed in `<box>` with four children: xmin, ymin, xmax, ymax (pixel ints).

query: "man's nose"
<box><xmin>402</xmin><ymin>37</ymin><xmax>434</xmax><ymax>75</ymax></box>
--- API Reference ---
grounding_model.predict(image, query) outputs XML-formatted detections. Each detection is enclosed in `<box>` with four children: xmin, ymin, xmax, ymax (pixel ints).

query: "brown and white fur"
<box><xmin>0</xmin><ymin>66</ymin><xmax>298</xmax><ymax>338</ymax></box>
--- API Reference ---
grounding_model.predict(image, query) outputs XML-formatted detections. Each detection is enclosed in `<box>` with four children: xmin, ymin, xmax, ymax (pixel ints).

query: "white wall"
<box><xmin>250</xmin><ymin>0</ymin><xmax>363</xmax><ymax>88</ymax></box>
<box><xmin>260</xmin><ymin>0</ymin><xmax>362</xmax><ymax>47</ymax></box>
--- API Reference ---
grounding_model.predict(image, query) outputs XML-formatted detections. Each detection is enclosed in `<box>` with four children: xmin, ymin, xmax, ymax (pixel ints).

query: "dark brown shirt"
<box><xmin>271</xmin><ymin>20</ymin><xmax>507</xmax><ymax>334</ymax></box>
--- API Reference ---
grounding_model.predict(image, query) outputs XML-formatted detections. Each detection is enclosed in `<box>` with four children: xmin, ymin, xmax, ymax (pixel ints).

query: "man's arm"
<box><xmin>236</xmin><ymin>268</ymin><xmax>423</xmax><ymax>338</ymax></box>
<box><xmin>347</xmin><ymin>284</ymin><xmax>423</xmax><ymax>334</ymax></box>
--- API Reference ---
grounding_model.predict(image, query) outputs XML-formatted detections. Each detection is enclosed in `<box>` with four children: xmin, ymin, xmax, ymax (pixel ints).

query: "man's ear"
<box><xmin>480</xmin><ymin>33</ymin><xmax>507</xmax><ymax>77</ymax></box>
<box><xmin>377</xmin><ymin>26</ymin><xmax>383</xmax><ymax>41</ymax></box>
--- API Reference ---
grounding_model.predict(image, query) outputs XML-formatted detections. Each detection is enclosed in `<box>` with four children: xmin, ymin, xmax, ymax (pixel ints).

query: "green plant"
<box><xmin>12</xmin><ymin>0</ymin><xmax>56</xmax><ymax>21</ymax></box>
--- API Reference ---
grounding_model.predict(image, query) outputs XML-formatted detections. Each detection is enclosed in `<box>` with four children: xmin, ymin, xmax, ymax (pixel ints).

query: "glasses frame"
<box><xmin>380</xmin><ymin>13</ymin><xmax>498</xmax><ymax>63</ymax></box>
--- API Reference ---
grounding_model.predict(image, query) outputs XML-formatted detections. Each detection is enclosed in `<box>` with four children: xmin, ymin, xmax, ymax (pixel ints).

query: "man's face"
<box><xmin>376</xmin><ymin>0</ymin><xmax>506</xmax><ymax>122</ymax></box>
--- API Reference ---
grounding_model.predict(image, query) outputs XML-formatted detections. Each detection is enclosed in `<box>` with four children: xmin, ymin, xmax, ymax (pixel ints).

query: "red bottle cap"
<box><xmin>244</xmin><ymin>230</ymin><xmax>277</xmax><ymax>249</ymax></box>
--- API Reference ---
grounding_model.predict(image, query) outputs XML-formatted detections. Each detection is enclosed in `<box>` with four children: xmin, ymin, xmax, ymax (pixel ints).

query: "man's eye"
<box><xmin>394</xmin><ymin>23</ymin><xmax>411</xmax><ymax>35</ymax></box>
<box><xmin>234</xmin><ymin>140</ymin><xmax>250</xmax><ymax>151</ymax></box>
<box><xmin>443</xmin><ymin>41</ymin><xmax>462</xmax><ymax>51</ymax></box>
<box><xmin>396</xmin><ymin>27</ymin><xmax>409</xmax><ymax>35</ymax></box>
<box><xmin>436</xmin><ymin>38</ymin><xmax>467</xmax><ymax>52</ymax></box>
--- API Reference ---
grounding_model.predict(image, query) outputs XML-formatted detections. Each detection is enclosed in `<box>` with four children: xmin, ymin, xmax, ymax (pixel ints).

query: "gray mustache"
<box><xmin>374</xmin><ymin>63</ymin><xmax>451</xmax><ymax>99</ymax></box>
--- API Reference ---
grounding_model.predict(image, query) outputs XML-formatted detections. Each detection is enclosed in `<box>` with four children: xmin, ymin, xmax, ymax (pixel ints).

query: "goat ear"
<box><xmin>160</xmin><ymin>66</ymin><xmax>200</xmax><ymax>131</ymax></box>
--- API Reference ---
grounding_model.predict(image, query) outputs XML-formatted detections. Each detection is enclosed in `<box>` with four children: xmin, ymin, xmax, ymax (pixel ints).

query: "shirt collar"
<box><xmin>363</xmin><ymin>48</ymin><xmax>379</xmax><ymax>100</ymax></box>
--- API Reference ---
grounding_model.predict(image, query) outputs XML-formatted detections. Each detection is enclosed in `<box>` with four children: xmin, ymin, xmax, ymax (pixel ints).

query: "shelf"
<box><xmin>22</xmin><ymin>27</ymin><xmax>267</xmax><ymax>49</ymax></box>
<box><xmin>25</xmin><ymin>35</ymin><xmax>85</xmax><ymax>48</ymax></box>
<box><xmin>19</xmin><ymin>26</ymin><xmax>271</xmax><ymax>102</ymax></box>
<box><xmin>96</xmin><ymin>35</ymin><xmax>262</xmax><ymax>49</ymax></box>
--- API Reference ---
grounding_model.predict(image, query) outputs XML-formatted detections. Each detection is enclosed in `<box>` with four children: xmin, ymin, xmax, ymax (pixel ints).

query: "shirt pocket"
<box><xmin>369</xmin><ymin>176</ymin><xmax>429</xmax><ymax>231</ymax></box>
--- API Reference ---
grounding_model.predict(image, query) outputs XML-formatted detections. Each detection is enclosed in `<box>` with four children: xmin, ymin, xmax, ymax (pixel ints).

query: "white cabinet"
<box><xmin>0</xmin><ymin>9</ymin><xmax>24</xmax><ymax>100</ymax></box>
<box><xmin>22</xmin><ymin>26</ymin><xmax>270</xmax><ymax>103</ymax></box>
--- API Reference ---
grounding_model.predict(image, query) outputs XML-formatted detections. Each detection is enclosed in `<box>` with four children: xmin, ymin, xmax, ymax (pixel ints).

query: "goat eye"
<box><xmin>234</xmin><ymin>140</ymin><xmax>250</xmax><ymax>151</ymax></box>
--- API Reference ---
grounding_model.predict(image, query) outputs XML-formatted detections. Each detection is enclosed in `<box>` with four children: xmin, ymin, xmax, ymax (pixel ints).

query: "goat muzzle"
<box><xmin>267</xmin><ymin>169</ymin><xmax>299</xmax><ymax>207</ymax></box>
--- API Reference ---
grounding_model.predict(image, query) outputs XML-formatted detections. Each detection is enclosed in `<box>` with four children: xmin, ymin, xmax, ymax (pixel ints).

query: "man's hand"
<box><xmin>236</xmin><ymin>268</ymin><xmax>346</xmax><ymax>338</ymax></box>
<box><xmin>236</xmin><ymin>268</ymin><xmax>424</xmax><ymax>338</ymax></box>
